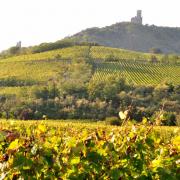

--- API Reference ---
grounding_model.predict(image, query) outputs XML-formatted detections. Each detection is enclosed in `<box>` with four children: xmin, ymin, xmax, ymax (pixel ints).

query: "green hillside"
<box><xmin>0</xmin><ymin>45</ymin><xmax>180</xmax><ymax>97</ymax></box>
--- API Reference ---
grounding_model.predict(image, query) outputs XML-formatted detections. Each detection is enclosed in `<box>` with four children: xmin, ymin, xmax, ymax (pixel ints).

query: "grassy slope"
<box><xmin>0</xmin><ymin>46</ymin><xmax>180</xmax><ymax>96</ymax></box>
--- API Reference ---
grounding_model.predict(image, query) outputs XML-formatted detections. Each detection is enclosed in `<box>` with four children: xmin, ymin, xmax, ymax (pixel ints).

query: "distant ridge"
<box><xmin>66</xmin><ymin>22</ymin><xmax>180</xmax><ymax>54</ymax></box>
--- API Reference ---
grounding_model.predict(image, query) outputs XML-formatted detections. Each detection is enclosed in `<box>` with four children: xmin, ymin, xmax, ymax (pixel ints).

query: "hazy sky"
<box><xmin>0</xmin><ymin>0</ymin><xmax>179</xmax><ymax>51</ymax></box>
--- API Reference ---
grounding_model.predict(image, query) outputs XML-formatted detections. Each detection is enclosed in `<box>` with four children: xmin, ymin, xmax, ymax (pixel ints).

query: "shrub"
<box><xmin>105</xmin><ymin>54</ymin><xmax>117</xmax><ymax>62</ymax></box>
<box><xmin>150</xmin><ymin>55</ymin><xmax>158</xmax><ymax>63</ymax></box>
<box><xmin>19</xmin><ymin>108</ymin><xmax>34</xmax><ymax>120</ymax></box>
<box><xmin>161</xmin><ymin>112</ymin><xmax>177</xmax><ymax>126</ymax></box>
<box><xmin>105</xmin><ymin>116</ymin><xmax>121</xmax><ymax>126</ymax></box>
<box><xmin>176</xmin><ymin>114</ymin><xmax>180</xmax><ymax>126</ymax></box>
<box><xmin>149</xmin><ymin>47</ymin><xmax>162</xmax><ymax>54</ymax></box>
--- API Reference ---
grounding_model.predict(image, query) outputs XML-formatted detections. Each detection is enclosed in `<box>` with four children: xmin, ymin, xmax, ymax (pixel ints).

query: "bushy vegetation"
<box><xmin>105</xmin><ymin>116</ymin><xmax>122</xmax><ymax>126</ymax></box>
<box><xmin>0</xmin><ymin>41</ymin><xmax>99</xmax><ymax>58</ymax></box>
<box><xmin>0</xmin><ymin>74</ymin><xmax>179</xmax><ymax>125</ymax></box>
<box><xmin>31</xmin><ymin>41</ymin><xmax>99</xmax><ymax>54</ymax></box>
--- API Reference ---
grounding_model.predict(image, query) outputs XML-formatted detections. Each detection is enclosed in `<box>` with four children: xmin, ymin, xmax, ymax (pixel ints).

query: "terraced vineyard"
<box><xmin>92</xmin><ymin>60</ymin><xmax>180</xmax><ymax>85</ymax></box>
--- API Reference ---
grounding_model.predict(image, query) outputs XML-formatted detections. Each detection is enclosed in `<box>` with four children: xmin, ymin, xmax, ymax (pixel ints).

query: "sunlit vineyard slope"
<box><xmin>0</xmin><ymin>45</ymin><xmax>180</xmax><ymax>96</ymax></box>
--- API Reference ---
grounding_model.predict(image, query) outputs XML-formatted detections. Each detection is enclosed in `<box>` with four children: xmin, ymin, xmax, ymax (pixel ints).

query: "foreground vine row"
<box><xmin>0</xmin><ymin>120</ymin><xmax>179</xmax><ymax>179</ymax></box>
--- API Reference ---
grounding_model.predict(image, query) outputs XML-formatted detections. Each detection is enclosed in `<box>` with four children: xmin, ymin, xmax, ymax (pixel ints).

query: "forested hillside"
<box><xmin>66</xmin><ymin>22</ymin><xmax>180</xmax><ymax>53</ymax></box>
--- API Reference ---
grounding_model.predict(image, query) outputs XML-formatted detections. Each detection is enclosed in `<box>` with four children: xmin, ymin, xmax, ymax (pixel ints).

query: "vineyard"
<box><xmin>0</xmin><ymin>46</ymin><xmax>162</xmax><ymax>63</ymax></box>
<box><xmin>0</xmin><ymin>120</ymin><xmax>179</xmax><ymax>179</ymax></box>
<box><xmin>0</xmin><ymin>45</ymin><xmax>180</xmax><ymax>178</ymax></box>
<box><xmin>92</xmin><ymin>60</ymin><xmax>180</xmax><ymax>85</ymax></box>
<box><xmin>0</xmin><ymin>60</ymin><xmax>68</xmax><ymax>83</ymax></box>
<box><xmin>90</xmin><ymin>46</ymin><xmax>162</xmax><ymax>61</ymax></box>
<box><xmin>0</xmin><ymin>45</ymin><xmax>180</xmax><ymax>96</ymax></box>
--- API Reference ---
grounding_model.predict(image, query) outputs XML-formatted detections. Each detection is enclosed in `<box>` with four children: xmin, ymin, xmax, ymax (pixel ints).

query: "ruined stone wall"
<box><xmin>131</xmin><ymin>10</ymin><xmax>142</xmax><ymax>25</ymax></box>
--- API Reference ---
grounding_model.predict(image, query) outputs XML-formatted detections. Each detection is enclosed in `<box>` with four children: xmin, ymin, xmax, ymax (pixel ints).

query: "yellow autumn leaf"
<box><xmin>172</xmin><ymin>136</ymin><xmax>180</xmax><ymax>145</ymax></box>
<box><xmin>8</xmin><ymin>139</ymin><xmax>19</xmax><ymax>150</ymax></box>
<box><xmin>38</xmin><ymin>124</ymin><xmax>47</xmax><ymax>133</ymax></box>
<box><xmin>151</xmin><ymin>159</ymin><xmax>162</xmax><ymax>168</ymax></box>
<box><xmin>71</xmin><ymin>157</ymin><xmax>80</xmax><ymax>165</ymax></box>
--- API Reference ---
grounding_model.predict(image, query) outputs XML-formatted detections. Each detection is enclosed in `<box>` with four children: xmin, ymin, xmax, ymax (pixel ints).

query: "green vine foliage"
<box><xmin>0</xmin><ymin>120</ymin><xmax>179</xmax><ymax>179</ymax></box>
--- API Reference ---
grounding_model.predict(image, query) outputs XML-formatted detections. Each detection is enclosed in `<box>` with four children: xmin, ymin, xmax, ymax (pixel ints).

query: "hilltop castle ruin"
<box><xmin>16</xmin><ymin>41</ymin><xmax>22</xmax><ymax>48</ymax></box>
<box><xmin>131</xmin><ymin>10</ymin><xmax>143</xmax><ymax>25</ymax></box>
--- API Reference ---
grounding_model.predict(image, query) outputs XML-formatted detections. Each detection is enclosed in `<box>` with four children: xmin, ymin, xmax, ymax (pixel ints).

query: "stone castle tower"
<box><xmin>16</xmin><ymin>41</ymin><xmax>22</xmax><ymax>48</ymax></box>
<box><xmin>131</xmin><ymin>10</ymin><xmax>143</xmax><ymax>25</ymax></box>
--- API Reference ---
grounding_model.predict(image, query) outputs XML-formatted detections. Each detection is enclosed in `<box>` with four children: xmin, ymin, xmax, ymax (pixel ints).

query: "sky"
<box><xmin>0</xmin><ymin>0</ymin><xmax>179</xmax><ymax>51</ymax></box>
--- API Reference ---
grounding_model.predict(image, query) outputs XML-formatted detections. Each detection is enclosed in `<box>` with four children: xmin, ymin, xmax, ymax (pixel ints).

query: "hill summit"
<box><xmin>66</xmin><ymin>12</ymin><xmax>180</xmax><ymax>54</ymax></box>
